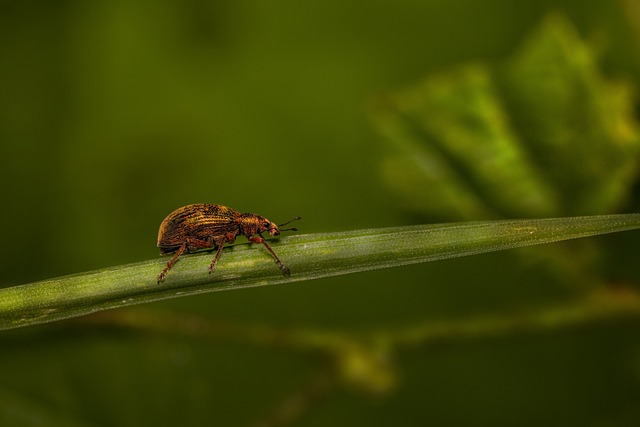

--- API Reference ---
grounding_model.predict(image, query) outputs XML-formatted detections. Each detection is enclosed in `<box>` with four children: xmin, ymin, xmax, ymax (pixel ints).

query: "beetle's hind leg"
<box><xmin>158</xmin><ymin>237</ymin><xmax>218</xmax><ymax>283</ymax></box>
<box><xmin>157</xmin><ymin>241</ymin><xmax>187</xmax><ymax>283</ymax></box>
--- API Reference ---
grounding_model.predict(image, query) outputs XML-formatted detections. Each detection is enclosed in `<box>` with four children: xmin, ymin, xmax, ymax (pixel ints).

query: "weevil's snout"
<box><xmin>257</xmin><ymin>218</ymin><xmax>280</xmax><ymax>236</ymax></box>
<box><xmin>260</xmin><ymin>216</ymin><xmax>300</xmax><ymax>237</ymax></box>
<box><xmin>268</xmin><ymin>221</ymin><xmax>280</xmax><ymax>237</ymax></box>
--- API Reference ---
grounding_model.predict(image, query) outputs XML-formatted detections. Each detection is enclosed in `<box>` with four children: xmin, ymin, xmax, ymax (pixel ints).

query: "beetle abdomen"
<box><xmin>157</xmin><ymin>204</ymin><xmax>238</xmax><ymax>247</ymax></box>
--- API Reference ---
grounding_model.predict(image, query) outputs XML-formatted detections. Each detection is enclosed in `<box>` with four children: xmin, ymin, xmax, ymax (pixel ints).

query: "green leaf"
<box><xmin>502</xmin><ymin>15</ymin><xmax>640</xmax><ymax>214</ymax></box>
<box><xmin>373</xmin><ymin>14</ymin><xmax>640</xmax><ymax>220</ymax></box>
<box><xmin>1</xmin><ymin>214</ymin><xmax>639</xmax><ymax>330</ymax></box>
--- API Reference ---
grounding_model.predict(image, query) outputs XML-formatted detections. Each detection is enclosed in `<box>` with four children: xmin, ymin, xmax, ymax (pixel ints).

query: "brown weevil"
<box><xmin>156</xmin><ymin>204</ymin><xmax>300</xmax><ymax>283</ymax></box>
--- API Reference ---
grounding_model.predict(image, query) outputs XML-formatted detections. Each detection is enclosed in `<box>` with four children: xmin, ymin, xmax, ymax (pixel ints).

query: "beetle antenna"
<box><xmin>279</xmin><ymin>216</ymin><xmax>301</xmax><ymax>228</ymax></box>
<box><xmin>278</xmin><ymin>216</ymin><xmax>302</xmax><ymax>227</ymax></box>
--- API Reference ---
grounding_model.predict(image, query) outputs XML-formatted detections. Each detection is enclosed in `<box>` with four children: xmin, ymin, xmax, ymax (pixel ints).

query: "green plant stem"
<box><xmin>1</xmin><ymin>214</ymin><xmax>639</xmax><ymax>330</ymax></box>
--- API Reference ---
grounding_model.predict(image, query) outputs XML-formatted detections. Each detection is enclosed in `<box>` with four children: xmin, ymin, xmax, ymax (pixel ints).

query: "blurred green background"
<box><xmin>3</xmin><ymin>0</ymin><xmax>640</xmax><ymax>426</ymax></box>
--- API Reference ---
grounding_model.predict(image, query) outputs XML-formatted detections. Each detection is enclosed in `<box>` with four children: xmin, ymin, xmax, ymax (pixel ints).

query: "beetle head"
<box><xmin>258</xmin><ymin>216</ymin><xmax>301</xmax><ymax>237</ymax></box>
<box><xmin>260</xmin><ymin>218</ymin><xmax>281</xmax><ymax>237</ymax></box>
<box><xmin>240</xmin><ymin>213</ymin><xmax>301</xmax><ymax>237</ymax></box>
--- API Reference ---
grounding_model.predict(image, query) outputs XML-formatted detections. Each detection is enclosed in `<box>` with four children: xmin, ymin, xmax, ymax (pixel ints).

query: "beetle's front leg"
<box><xmin>249</xmin><ymin>235</ymin><xmax>291</xmax><ymax>276</ymax></box>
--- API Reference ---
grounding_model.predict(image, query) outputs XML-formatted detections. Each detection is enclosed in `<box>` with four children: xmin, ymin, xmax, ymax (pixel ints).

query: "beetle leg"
<box><xmin>157</xmin><ymin>241</ymin><xmax>187</xmax><ymax>283</ymax></box>
<box><xmin>208</xmin><ymin>238</ymin><xmax>227</xmax><ymax>273</ymax></box>
<box><xmin>185</xmin><ymin>238</ymin><xmax>213</xmax><ymax>252</ymax></box>
<box><xmin>249</xmin><ymin>235</ymin><xmax>291</xmax><ymax>276</ymax></box>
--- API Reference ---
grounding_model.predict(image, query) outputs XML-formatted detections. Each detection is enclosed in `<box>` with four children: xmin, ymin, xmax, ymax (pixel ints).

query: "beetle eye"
<box><xmin>263</xmin><ymin>221</ymin><xmax>270</xmax><ymax>228</ymax></box>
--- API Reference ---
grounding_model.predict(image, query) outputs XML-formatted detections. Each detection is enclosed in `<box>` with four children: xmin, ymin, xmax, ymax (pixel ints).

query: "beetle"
<box><xmin>156</xmin><ymin>204</ymin><xmax>300</xmax><ymax>283</ymax></box>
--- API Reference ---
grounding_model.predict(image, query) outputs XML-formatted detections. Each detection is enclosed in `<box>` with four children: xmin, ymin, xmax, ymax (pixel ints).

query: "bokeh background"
<box><xmin>2</xmin><ymin>0</ymin><xmax>640</xmax><ymax>426</ymax></box>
